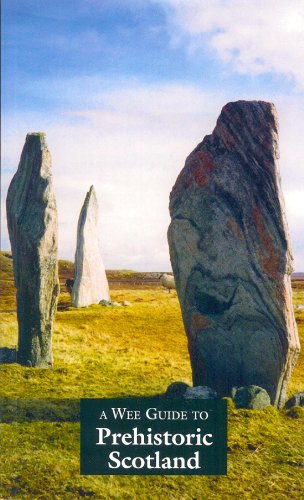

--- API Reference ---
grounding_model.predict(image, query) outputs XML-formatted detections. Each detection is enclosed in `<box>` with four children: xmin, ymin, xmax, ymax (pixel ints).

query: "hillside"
<box><xmin>0</xmin><ymin>251</ymin><xmax>169</xmax><ymax>312</ymax></box>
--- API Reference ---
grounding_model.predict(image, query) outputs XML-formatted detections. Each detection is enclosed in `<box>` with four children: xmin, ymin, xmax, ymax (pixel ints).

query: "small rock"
<box><xmin>165</xmin><ymin>381</ymin><xmax>189</xmax><ymax>399</ymax></box>
<box><xmin>99</xmin><ymin>299</ymin><xmax>111</xmax><ymax>306</ymax></box>
<box><xmin>122</xmin><ymin>300</ymin><xmax>131</xmax><ymax>306</ymax></box>
<box><xmin>184</xmin><ymin>386</ymin><xmax>217</xmax><ymax>400</ymax></box>
<box><xmin>110</xmin><ymin>301</ymin><xmax>121</xmax><ymax>307</ymax></box>
<box><xmin>233</xmin><ymin>385</ymin><xmax>271</xmax><ymax>409</ymax></box>
<box><xmin>285</xmin><ymin>392</ymin><xmax>304</xmax><ymax>409</ymax></box>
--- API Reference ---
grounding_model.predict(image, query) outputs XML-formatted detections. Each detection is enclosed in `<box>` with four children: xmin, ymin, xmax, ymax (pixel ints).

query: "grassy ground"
<box><xmin>0</xmin><ymin>252</ymin><xmax>303</xmax><ymax>498</ymax></box>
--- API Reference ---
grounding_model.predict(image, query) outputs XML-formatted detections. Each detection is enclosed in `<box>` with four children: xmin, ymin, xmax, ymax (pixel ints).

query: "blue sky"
<box><xmin>2</xmin><ymin>0</ymin><xmax>304</xmax><ymax>270</ymax></box>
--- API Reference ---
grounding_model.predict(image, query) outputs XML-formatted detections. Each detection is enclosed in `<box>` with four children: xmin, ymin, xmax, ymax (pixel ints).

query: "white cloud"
<box><xmin>1</xmin><ymin>79</ymin><xmax>303</xmax><ymax>270</ymax></box>
<box><xmin>156</xmin><ymin>0</ymin><xmax>304</xmax><ymax>89</ymax></box>
<box><xmin>1</xmin><ymin>82</ymin><xmax>224</xmax><ymax>270</ymax></box>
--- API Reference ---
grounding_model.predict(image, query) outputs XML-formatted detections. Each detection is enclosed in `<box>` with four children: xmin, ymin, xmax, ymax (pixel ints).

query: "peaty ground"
<box><xmin>0</xmin><ymin>252</ymin><xmax>303</xmax><ymax>499</ymax></box>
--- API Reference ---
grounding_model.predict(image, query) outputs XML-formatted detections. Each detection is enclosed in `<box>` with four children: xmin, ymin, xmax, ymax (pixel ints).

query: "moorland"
<box><xmin>0</xmin><ymin>251</ymin><xmax>303</xmax><ymax>498</ymax></box>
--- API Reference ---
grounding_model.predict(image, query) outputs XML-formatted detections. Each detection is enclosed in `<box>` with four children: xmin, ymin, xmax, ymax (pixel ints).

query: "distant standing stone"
<box><xmin>168</xmin><ymin>101</ymin><xmax>300</xmax><ymax>407</ymax></box>
<box><xmin>6</xmin><ymin>133</ymin><xmax>59</xmax><ymax>367</ymax></box>
<box><xmin>72</xmin><ymin>186</ymin><xmax>110</xmax><ymax>307</ymax></box>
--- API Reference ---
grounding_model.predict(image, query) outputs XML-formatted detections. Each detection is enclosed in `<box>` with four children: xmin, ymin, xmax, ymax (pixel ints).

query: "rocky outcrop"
<box><xmin>72</xmin><ymin>186</ymin><xmax>109</xmax><ymax>307</ymax></box>
<box><xmin>168</xmin><ymin>100</ymin><xmax>300</xmax><ymax>407</ymax></box>
<box><xmin>6</xmin><ymin>133</ymin><xmax>59</xmax><ymax>367</ymax></box>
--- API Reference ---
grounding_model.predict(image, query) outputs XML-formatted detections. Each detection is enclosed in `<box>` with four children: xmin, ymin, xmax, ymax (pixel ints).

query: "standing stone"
<box><xmin>168</xmin><ymin>101</ymin><xmax>300</xmax><ymax>408</ymax></box>
<box><xmin>72</xmin><ymin>186</ymin><xmax>109</xmax><ymax>307</ymax></box>
<box><xmin>6</xmin><ymin>133</ymin><xmax>59</xmax><ymax>368</ymax></box>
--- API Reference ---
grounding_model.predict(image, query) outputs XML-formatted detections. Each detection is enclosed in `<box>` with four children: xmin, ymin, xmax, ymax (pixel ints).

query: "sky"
<box><xmin>2</xmin><ymin>0</ymin><xmax>304</xmax><ymax>271</ymax></box>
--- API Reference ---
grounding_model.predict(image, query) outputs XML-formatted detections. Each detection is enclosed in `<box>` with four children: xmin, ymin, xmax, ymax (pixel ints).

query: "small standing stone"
<box><xmin>6</xmin><ymin>133</ymin><xmax>59</xmax><ymax>367</ymax></box>
<box><xmin>72</xmin><ymin>186</ymin><xmax>110</xmax><ymax>307</ymax></box>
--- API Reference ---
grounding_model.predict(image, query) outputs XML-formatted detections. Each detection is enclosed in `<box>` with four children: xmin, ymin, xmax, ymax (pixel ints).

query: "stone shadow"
<box><xmin>0</xmin><ymin>395</ymin><xmax>164</xmax><ymax>424</ymax></box>
<box><xmin>0</xmin><ymin>398</ymin><xmax>80</xmax><ymax>423</ymax></box>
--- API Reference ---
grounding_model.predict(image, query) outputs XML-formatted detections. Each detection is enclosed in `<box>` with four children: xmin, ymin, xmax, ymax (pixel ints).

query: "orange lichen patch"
<box><xmin>196</xmin><ymin>151</ymin><xmax>214</xmax><ymax>170</ymax></box>
<box><xmin>173</xmin><ymin>150</ymin><xmax>216</xmax><ymax>190</ymax></box>
<box><xmin>260</xmin><ymin>253</ymin><xmax>281</xmax><ymax>281</ymax></box>
<box><xmin>192</xmin><ymin>151</ymin><xmax>215</xmax><ymax>187</ymax></box>
<box><xmin>252</xmin><ymin>205</ymin><xmax>280</xmax><ymax>280</ymax></box>
<box><xmin>193</xmin><ymin>164</ymin><xmax>208</xmax><ymax>186</ymax></box>
<box><xmin>190</xmin><ymin>312</ymin><xmax>210</xmax><ymax>331</ymax></box>
<box><xmin>228</xmin><ymin>218</ymin><xmax>243</xmax><ymax>240</ymax></box>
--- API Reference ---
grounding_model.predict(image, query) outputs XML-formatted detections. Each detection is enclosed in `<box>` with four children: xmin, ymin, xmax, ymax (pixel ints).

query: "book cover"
<box><xmin>1</xmin><ymin>1</ymin><xmax>303</xmax><ymax>498</ymax></box>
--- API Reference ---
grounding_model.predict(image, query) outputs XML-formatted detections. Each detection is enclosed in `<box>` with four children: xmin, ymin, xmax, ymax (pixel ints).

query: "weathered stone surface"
<box><xmin>232</xmin><ymin>385</ymin><xmax>271</xmax><ymax>409</ymax></box>
<box><xmin>6</xmin><ymin>133</ymin><xmax>59</xmax><ymax>367</ymax></box>
<box><xmin>285</xmin><ymin>392</ymin><xmax>304</xmax><ymax>409</ymax></box>
<box><xmin>184</xmin><ymin>386</ymin><xmax>218</xmax><ymax>400</ymax></box>
<box><xmin>168</xmin><ymin>100</ymin><xmax>300</xmax><ymax>407</ymax></box>
<box><xmin>72</xmin><ymin>186</ymin><xmax>109</xmax><ymax>307</ymax></box>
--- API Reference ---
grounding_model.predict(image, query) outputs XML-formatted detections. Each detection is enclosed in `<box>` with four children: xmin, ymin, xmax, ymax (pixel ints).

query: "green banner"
<box><xmin>81</xmin><ymin>397</ymin><xmax>227</xmax><ymax>475</ymax></box>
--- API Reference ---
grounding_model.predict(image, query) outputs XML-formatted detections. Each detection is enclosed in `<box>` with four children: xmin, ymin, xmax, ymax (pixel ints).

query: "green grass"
<box><xmin>1</xmin><ymin>290</ymin><xmax>190</xmax><ymax>400</ymax></box>
<box><xmin>0</xmin><ymin>259</ymin><xmax>303</xmax><ymax>498</ymax></box>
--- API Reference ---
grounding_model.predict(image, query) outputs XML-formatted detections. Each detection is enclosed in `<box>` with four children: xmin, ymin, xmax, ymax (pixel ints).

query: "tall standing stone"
<box><xmin>168</xmin><ymin>101</ymin><xmax>300</xmax><ymax>407</ymax></box>
<box><xmin>72</xmin><ymin>186</ymin><xmax>109</xmax><ymax>307</ymax></box>
<box><xmin>6</xmin><ymin>133</ymin><xmax>59</xmax><ymax>368</ymax></box>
